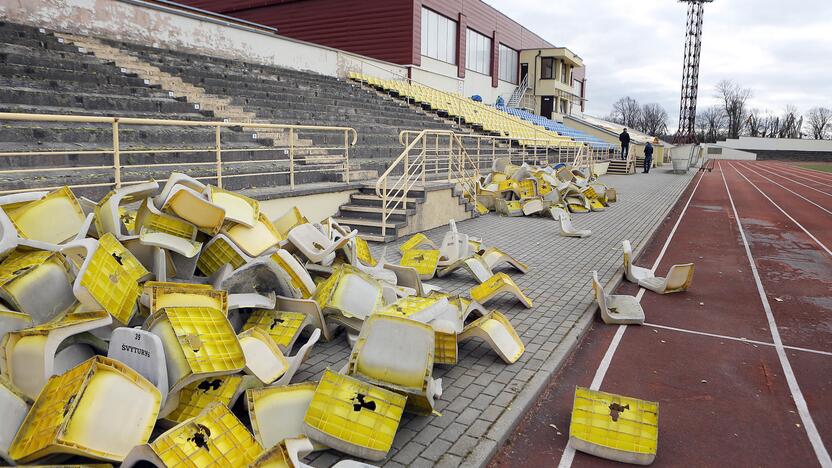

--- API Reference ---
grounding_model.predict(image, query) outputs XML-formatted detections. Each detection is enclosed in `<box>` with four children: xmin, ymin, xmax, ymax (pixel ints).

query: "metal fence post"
<box><xmin>289</xmin><ymin>128</ymin><xmax>295</xmax><ymax>190</ymax></box>
<box><xmin>112</xmin><ymin>119</ymin><xmax>121</xmax><ymax>189</ymax></box>
<box><xmin>215</xmin><ymin>125</ymin><xmax>223</xmax><ymax>188</ymax></box>
<box><xmin>344</xmin><ymin>129</ymin><xmax>350</xmax><ymax>183</ymax></box>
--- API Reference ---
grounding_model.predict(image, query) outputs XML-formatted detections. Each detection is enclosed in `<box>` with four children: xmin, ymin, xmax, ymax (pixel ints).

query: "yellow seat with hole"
<box><xmin>8</xmin><ymin>186</ymin><xmax>86</xmax><ymax>245</ymax></box>
<box><xmin>400</xmin><ymin>249</ymin><xmax>440</xmax><ymax>280</ymax></box>
<box><xmin>569</xmin><ymin>386</ymin><xmax>659</xmax><ymax>465</ymax></box>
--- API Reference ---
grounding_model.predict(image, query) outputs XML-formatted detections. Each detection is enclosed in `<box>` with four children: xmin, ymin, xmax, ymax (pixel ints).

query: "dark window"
<box><xmin>541</xmin><ymin>57</ymin><xmax>554</xmax><ymax>79</ymax></box>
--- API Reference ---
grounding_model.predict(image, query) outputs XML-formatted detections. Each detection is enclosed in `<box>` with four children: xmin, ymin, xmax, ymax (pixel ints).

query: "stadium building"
<box><xmin>175</xmin><ymin>0</ymin><xmax>587</xmax><ymax>117</ymax></box>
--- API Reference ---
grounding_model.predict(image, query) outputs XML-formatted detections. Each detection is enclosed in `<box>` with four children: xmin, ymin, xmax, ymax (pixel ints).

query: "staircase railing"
<box><xmin>506</xmin><ymin>74</ymin><xmax>530</xmax><ymax>108</ymax></box>
<box><xmin>376</xmin><ymin>130</ymin><xmax>479</xmax><ymax>238</ymax></box>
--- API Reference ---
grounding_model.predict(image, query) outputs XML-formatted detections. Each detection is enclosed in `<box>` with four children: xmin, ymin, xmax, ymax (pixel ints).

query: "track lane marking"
<box><xmin>763</xmin><ymin>161</ymin><xmax>832</xmax><ymax>185</ymax></box>
<box><xmin>734</xmin><ymin>163</ymin><xmax>832</xmax><ymax>215</ymax></box>
<box><xmin>746</xmin><ymin>162</ymin><xmax>832</xmax><ymax>198</ymax></box>
<box><xmin>557</xmin><ymin>171</ymin><xmax>706</xmax><ymax>468</ymax></box>
<box><xmin>644</xmin><ymin>322</ymin><xmax>832</xmax><ymax>357</ymax></box>
<box><xmin>729</xmin><ymin>162</ymin><xmax>832</xmax><ymax>256</ymax></box>
<box><xmin>720</xmin><ymin>161</ymin><xmax>832</xmax><ymax>466</ymax></box>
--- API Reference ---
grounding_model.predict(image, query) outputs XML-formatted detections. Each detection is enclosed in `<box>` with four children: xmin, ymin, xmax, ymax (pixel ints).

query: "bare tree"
<box><xmin>715</xmin><ymin>80</ymin><xmax>752</xmax><ymax>139</ymax></box>
<box><xmin>807</xmin><ymin>107</ymin><xmax>832</xmax><ymax>139</ymax></box>
<box><xmin>639</xmin><ymin>103</ymin><xmax>669</xmax><ymax>136</ymax></box>
<box><xmin>746</xmin><ymin>108</ymin><xmax>774</xmax><ymax>137</ymax></box>
<box><xmin>609</xmin><ymin>97</ymin><xmax>642</xmax><ymax>129</ymax></box>
<box><xmin>697</xmin><ymin>105</ymin><xmax>725</xmax><ymax>143</ymax></box>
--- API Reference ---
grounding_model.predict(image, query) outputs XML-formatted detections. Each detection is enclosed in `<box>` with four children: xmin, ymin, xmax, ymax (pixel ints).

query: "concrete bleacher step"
<box><xmin>607</xmin><ymin>159</ymin><xmax>635</xmax><ymax>175</ymax></box>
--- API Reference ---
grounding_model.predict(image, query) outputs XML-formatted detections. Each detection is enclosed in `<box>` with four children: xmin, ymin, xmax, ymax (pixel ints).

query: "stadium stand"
<box><xmin>0</xmin><ymin>22</ymin><xmax>462</xmax><ymax>197</ymax></box>
<box><xmin>497</xmin><ymin>106</ymin><xmax>617</xmax><ymax>152</ymax></box>
<box><xmin>349</xmin><ymin>73</ymin><xmax>582</xmax><ymax>149</ymax></box>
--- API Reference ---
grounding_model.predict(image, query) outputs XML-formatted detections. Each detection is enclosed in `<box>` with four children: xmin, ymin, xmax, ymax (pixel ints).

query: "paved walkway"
<box><xmin>300</xmin><ymin>167</ymin><xmax>696</xmax><ymax>467</ymax></box>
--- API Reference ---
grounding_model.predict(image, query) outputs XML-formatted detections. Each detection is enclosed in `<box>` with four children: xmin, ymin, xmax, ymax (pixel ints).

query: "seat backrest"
<box><xmin>107</xmin><ymin>327</ymin><xmax>169</xmax><ymax>403</ymax></box>
<box><xmin>664</xmin><ymin>263</ymin><xmax>695</xmax><ymax>292</ymax></box>
<box><xmin>591</xmin><ymin>271</ymin><xmax>609</xmax><ymax>313</ymax></box>
<box><xmin>622</xmin><ymin>240</ymin><xmax>633</xmax><ymax>272</ymax></box>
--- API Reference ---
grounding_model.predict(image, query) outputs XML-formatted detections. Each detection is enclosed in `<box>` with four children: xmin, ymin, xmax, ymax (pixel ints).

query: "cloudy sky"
<box><xmin>485</xmin><ymin>0</ymin><xmax>832</xmax><ymax>130</ymax></box>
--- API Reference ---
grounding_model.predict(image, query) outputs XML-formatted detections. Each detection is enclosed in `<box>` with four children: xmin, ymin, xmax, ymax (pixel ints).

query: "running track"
<box><xmin>490</xmin><ymin>160</ymin><xmax>832</xmax><ymax>467</ymax></box>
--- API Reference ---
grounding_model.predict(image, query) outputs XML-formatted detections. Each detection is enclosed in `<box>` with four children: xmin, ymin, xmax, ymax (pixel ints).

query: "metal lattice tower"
<box><xmin>674</xmin><ymin>0</ymin><xmax>712</xmax><ymax>144</ymax></box>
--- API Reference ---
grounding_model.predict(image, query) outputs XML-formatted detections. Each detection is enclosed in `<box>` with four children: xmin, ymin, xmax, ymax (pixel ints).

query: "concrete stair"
<box><xmin>333</xmin><ymin>183</ymin><xmax>475</xmax><ymax>242</ymax></box>
<box><xmin>607</xmin><ymin>159</ymin><xmax>635</xmax><ymax>175</ymax></box>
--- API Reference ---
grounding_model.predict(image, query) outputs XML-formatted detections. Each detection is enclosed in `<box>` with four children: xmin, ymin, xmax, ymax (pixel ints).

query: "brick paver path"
<box><xmin>302</xmin><ymin>168</ymin><xmax>696</xmax><ymax>467</ymax></box>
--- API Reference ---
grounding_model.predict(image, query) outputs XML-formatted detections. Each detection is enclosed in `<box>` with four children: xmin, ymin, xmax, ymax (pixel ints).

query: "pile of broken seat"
<box><xmin>0</xmin><ymin>173</ymin><xmax>527</xmax><ymax>466</ymax></box>
<box><xmin>476</xmin><ymin>159</ymin><xmax>618</xmax><ymax>238</ymax></box>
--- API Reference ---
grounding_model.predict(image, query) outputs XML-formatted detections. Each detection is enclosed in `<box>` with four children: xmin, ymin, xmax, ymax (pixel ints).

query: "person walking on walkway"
<box><xmin>619</xmin><ymin>128</ymin><xmax>630</xmax><ymax>160</ymax></box>
<box><xmin>643</xmin><ymin>141</ymin><xmax>654</xmax><ymax>173</ymax></box>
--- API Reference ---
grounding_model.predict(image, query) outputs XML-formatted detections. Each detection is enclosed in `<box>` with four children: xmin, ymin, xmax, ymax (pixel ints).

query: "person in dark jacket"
<box><xmin>619</xmin><ymin>129</ymin><xmax>630</xmax><ymax>160</ymax></box>
<box><xmin>643</xmin><ymin>141</ymin><xmax>654</xmax><ymax>173</ymax></box>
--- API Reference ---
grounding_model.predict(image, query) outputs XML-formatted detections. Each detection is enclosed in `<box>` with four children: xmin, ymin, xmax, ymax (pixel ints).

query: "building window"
<box><xmin>421</xmin><ymin>8</ymin><xmax>457</xmax><ymax>64</ymax></box>
<box><xmin>561</xmin><ymin>62</ymin><xmax>569</xmax><ymax>83</ymax></box>
<box><xmin>541</xmin><ymin>57</ymin><xmax>554</xmax><ymax>79</ymax></box>
<box><xmin>498</xmin><ymin>44</ymin><xmax>518</xmax><ymax>83</ymax></box>
<box><xmin>466</xmin><ymin>28</ymin><xmax>492</xmax><ymax>75</ymax></box>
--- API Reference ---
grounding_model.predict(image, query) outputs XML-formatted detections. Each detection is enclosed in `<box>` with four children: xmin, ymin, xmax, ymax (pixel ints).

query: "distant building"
<box><xmin>174</xmin><ymin>0</ymin><xmax>587</xmax><ymax>116</ymax></box>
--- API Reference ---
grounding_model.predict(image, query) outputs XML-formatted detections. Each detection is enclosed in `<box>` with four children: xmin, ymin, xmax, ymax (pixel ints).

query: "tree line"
<box><xmin>607</xmin><ymin>80</ymin><xmax>831</xmax><ymax>143</ymax></box>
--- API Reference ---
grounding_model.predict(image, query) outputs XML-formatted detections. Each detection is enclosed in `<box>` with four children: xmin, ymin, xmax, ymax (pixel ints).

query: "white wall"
<box><xmin>414</xmin><ymin>56</ymin><xmax>517</xmax><ymax>104</ymax></box>
<box><xmin>702</xmin><ymin>145</ymin><xmax>757</xmax><ymax>160</ymax></box>
<box><xmin>721</xmin><ymin>137</ymin><xmax>832</xmax><ymax>152</ymax></box>
<box><xmin>0</xmin><ymin>0</ymin><xmax>407</xmax><ymax>80</ymax></box>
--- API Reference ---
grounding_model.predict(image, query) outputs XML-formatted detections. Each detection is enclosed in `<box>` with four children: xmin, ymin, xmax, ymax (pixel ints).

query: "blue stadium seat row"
<box><xmin>495</xmin><ymin>106</ymin><xmax>615</xmax><ymax>150</ymax></box>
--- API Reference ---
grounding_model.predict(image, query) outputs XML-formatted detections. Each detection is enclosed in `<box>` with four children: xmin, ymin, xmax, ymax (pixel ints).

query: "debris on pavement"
<box><xmin>0</xmin><ymin>174</ymin><xmax>529</xmax><ymax>465</ymax></box>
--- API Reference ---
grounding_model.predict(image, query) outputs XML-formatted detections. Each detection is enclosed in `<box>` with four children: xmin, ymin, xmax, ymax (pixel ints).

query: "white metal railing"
<box><xmin>506</xmin><ymin>74</ymin><xmax>530</xmax><ymax>108</ymax></box>
<box><xmin>0</xmin><ymin>112</ymin><xmax>357</xmax><ymax>195</ymax></box>
<box><xmin>376</xmin><ymin>130</ymin><xmax>479</xmax><ymax>238</ymax></box>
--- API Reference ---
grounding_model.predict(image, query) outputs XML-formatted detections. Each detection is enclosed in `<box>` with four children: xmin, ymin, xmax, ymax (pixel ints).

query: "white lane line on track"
<box><xmin>748</xmin><ymin>162</ymin><xmax>832</xmax><ymax>198</ymax></box>
<box><xmin>729</xmin><ymin>162</ymin><xmax>832</xmax><ymax>257</ymax></box>
<box><xmin>719</xmin><ymin>161</ymin><xmax>832</xmax><ymax>466</ymax></box>
<box><xmin>557</xmin><ymin>171</ymin><xmax>706</xmax><ymax>468</ymax></box>
<box><xmin>735</xmin><ymin>163</ymin><xmax>832</xmax><ymax>215</ymax></box>
<box><xmin>644</xmin><ymin>322</ymin><xmax>832</xmax><ymax>357</ymax></box>
<box><xmin>764</xmin><ymin>162</ymin><xmax>832</xmax><ymax>185</ymax></box>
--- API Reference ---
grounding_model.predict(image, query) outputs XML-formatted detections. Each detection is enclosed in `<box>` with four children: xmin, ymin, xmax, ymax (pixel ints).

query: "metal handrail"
<box><xmin>0</xmin><ymin>112</ymin><xmax>357</xmax><ymax>194</ymax></box>
<box><xmin>376</xmin><ymin>130</ymin><xmax>480</xmax><ymax>237</ymax></box>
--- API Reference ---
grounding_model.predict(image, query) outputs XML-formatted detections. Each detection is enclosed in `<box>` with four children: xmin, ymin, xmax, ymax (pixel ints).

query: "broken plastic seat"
<box><xmin>1</xmin><ymin>310</ymin><xmax>113</xmax><ymax>400</ymax></box>
<box><xmin>94</xmin><ymin>181</ymin><xmax>160</xmax><ymax>240</ymax></box>
<box><xmin>459</xmin><ymin>310</ymin><xmax>525</xmax><ymax>364</ymax></box>
<box><xmin>470</xmin><ymin>273</ymin><xmax>533</xmax><ymax>308</ymax></box>
<box><xmin>9</xmin><ymin>355</ymin><xmax>161</xmax><ymax>463</ymax></box>
<box><xmin>0</xmin><ymin>250</ymin><xmax>76</xmax><ymax>324</ymax></box>
<box><xmin>122</xmin><ymin>401</ymin><xmax>263</xmax><ymax>468</ymax></box>
<box><xmin>287</xmin><ymin>223</ymin><xmax>357</xmax><ymax>264</ymax></box>
<box><xmin>152</xmin><ymin>172</ymin><xmax>206</xmax><ymax>208</ymax></box>
<box><xmin>438</xmin><ymin>219</ymin><xmax>470</xmax><ymax>266</ymax></box>
<box><xmin>135</xmin><ymin>197</ymin><xmax>198</xmax><ymax>241</ymax></box>
<box><xmin>139</xmin><ymin>227</ymin><xmax>202</xmax><ymax>258</ymax></box>
<box><xmin>7</xmin><ymin>186</ymin><xmax>87</xmax><ymax>245</ymax></box>
<box><xmin>552</xmin><ymin>207</ymin><xmax>591</xmax><ymax>238</ymax></box>
<box><xmin>398</xmin><ymin>233</ymin><xmax>437</xmax><ymax>255</ymax></box>
<box><xmin>161</xmin><ymin>185</ymin><xmax>226</xmax><ymax>235</ymax></box>
<box><xmin>0</xmin><ymin>375</ymin><xmax>29</xmax><ymax>464</ymax></box>
<box><xmin>0</xmin><ymin>309</ymin><xmax>32</xmax><ymax>344</ymax></box>
<box><xmin>205</xmin><ymin>185</ymin><xmax>260</xmax><ymax>228</ymax></box>
<box><xmin>496</xmin><ymin>199</ymin><xmax>523</xmax><ymax>217</ymax></box>
<box><xmin>146</xmin><ymin>282</ymin><xmax>227</xmax><ymax>316</ymax></box>
<box><xmin>382</xmin><ymin>263</ymin><xmax>442</xmax><ymax>298</ymax></box>
<box><xmin>250</xmin><ymin>436</ymin><xmax>315</xmax><ymax>468</ymax></box>
<box><xmin>437</xmin><ymin>255</ymin><xmax>494</xmax><ymax>283</ymax></box>
<box><xmin>376</xmin><ymin>295</ymin><xmax>455</xmax><ymax>326</ymax></box>
<box><xmin>216</xmin><ymin>255</ymin><xmax>314</xmax><ymax>302</ymax></box>
<box><xmin>479</xmin><ymin>247</ymin><xmax>528</xmax><ymax>274</ymax></box>
<box><xmin>434</xmin><ymin>329</ymin><xmax>458</xmax><ymax>365</ymax></box>
<box><xmin>275</xmin><ymin>295</ymin><xmax>332</xmax><ymax>342</ymax></box>
<box><xmin>161</xmin><ymin>374</ymin><xmax>258</xmax><ymax>427</ymax></box>
<box><xmin>353</xmin><ymin>236</ymin><xmax>377</xmax><ymax>267</ymax></box>
<box><xmin>313</xmin><ymin>264</ymin><xmax>383</xmax><ymax>321</ymax></box>
<box><xmin>72</xmin><ymin>233</ymin><xmax>150</xmax><ymax>325</ymax></box>
<box><xmin>247</xmin><ymin>382</ymin><xmax>319</xmax><ymax>450</ymax></box>
<box><xmin>145</xmin><ymin>306</ymin><xmax>245</xmax><ymax>417</ymax></box>
<box><xmin>303</xmin><ymin>369</ymin><xmax>406</xmax><ymax>461</ymax></box>
<box><xmin>243</xmin><ymin>309</ymin><xmax>312</xmax><ymax>353</ymax></box>
<box><xmin>238</xmin><ymin>327</ymin><xmax>289</xmax><ymax>385</ymax></box>
<box><xmin>271</xmin><ymin>250</ymin><xmax>317</xmax><ymax>299</ymax></box>
<box><xmin>271</xmin><ymin>206</ymin><xmax>309</xmax><ymax>239</ymax></box>
<box><xmin>196</xmin><ymin>234</ymin><xmax>252</xmax><ymax>277</ymax></box>
<box><xmin>521</xmin><ymin>198</ymin><xmax>544</xmax><ymax>216</ymax></box>
<box><xmin>399</xmin><ymin>249</ymin><xmax>440</xmax><ymax>280</ymax></box>
<box><xmin>569</xmin><ymin>386</ymin><xmax>659</xmax><ymax>465</ymax></box>
<box><xmin>224</xmin><ymin>213</ymin><xmax>282</xmax><ymax>257</ymax></box>
<box><xmin>107</xmin><ymin>327</ymin><xmax>169</xmax><ymax>405</ymax></box>
<box><xmin>592</xmin><ymin>271</ymin><xmax>645</xmax><ymax>325</ymax></box>
<box><xmin>347</xmin><ymin>314</ymin><xmax>441</xmax><ymax>415</ymax></box>
<box><xmin>622</xmin><ymin>240</ymin><xmax>695</xmax><ymax>294</ymax></box>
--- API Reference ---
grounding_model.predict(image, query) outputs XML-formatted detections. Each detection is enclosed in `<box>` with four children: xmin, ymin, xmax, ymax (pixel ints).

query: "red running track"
<box><xmin>490</xmin><ymin>161</ymin><xmax>832</xmax><ymax>468</ymax></box>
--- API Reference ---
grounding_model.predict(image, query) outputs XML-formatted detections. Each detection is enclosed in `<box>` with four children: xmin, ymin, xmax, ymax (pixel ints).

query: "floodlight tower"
<box><xmin>673</xmin><ymin>0</ymin><xmax>712</xmax><ymax>144</ymax></box>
